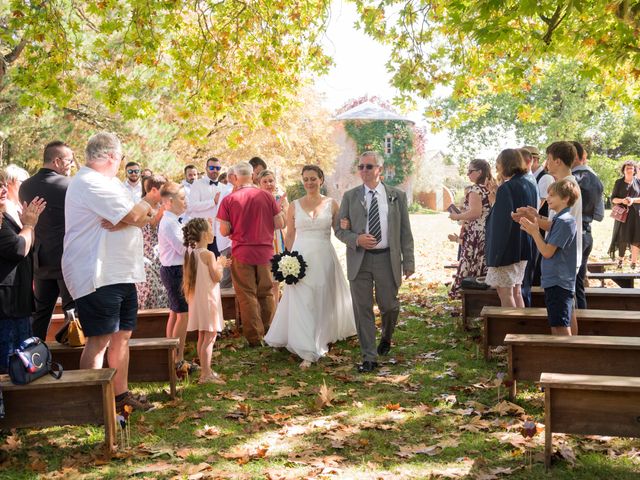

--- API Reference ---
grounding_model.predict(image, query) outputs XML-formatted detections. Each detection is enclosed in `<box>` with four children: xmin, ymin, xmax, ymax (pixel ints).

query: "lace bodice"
<box><xmin>294</xmin><ymin>199</ymin><xmax>333</xmax><ymax>240</ymax></box>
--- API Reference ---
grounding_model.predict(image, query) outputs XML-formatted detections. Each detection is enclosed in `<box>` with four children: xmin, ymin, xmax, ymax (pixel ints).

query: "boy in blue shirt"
<box><xmin>519</xmin><ymin>178</ymin><xmax>580</xmax><ymax>335</ymax></box>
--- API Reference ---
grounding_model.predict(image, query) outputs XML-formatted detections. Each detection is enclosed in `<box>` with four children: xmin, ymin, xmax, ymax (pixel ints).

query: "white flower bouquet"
<box><xmin>271</xmin><ymin>250</ymin><xmax>307</xmax><ymax>285</ymax></box>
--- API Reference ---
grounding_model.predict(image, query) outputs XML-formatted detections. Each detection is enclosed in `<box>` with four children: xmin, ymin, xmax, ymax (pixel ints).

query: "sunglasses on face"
<box><xmin>127</xmin><ymin>169</ymin><xmax>140</xmax><ymax>174</ymax></box>
<box><xmin>208</xmin><ymin>165</ymin><xmax>222</xmax><ymax>171</ymax></box>
<box><xmin>357</xmin><ymin>164</ymin><xmax>376</xmax><ymax>171</ymax></box>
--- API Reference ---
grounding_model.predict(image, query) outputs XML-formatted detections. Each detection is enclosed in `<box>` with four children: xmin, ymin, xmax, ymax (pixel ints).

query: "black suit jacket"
<box><xmin>19</xmin><ymin>168</ymin><xmax>70</xmax><ymax>279</ymax></box>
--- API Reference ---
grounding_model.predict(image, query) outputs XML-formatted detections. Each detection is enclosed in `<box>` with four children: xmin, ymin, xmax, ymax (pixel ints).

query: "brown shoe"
<box><xmin>116</xmin><ymin>391</ymin><xmax>152</xmax><ymax>414</ymax></box>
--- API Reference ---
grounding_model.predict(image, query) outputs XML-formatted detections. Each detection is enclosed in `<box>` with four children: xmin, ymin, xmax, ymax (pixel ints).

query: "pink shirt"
<box><xmin>217</xmin><ymin>186</ymin><xmax>279</xmax><ymax>264</ymax></box>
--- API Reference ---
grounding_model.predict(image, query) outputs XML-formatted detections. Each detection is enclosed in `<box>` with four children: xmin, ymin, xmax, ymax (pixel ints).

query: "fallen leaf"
<box><xmin>315</xmin><ymin>380</ymin><xmax>335</xmax><ymax>409</ymax></box>
<box><xmin>273</xmin><ymin>386</ymin><xmax>302</xmax><ymax>398</ymax></box>
<box><xmin>194</xmin><ymin>424</ymin><xmax>222</xmax><ymax>438</ymax></box>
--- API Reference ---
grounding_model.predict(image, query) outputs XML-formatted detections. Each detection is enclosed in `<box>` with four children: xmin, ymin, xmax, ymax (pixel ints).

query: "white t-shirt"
<box><xmin>547</xmin><ymin>174</ymin><xmax>583</xmax><ymax>271</ymax></box>
<box><xmin>62</xmin><ymin>166</ymin><xmax>144</xmax><ymax>299</ymax></box>
<box><xmin>535</xmin><ymin>166</ymin><xmax>554</xmax><ymax>209</ymax></box>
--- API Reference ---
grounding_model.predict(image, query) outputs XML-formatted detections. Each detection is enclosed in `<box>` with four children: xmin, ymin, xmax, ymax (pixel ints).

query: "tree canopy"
<box><xmin>1</xmin><ymin>0</ymin><xmax>332</xmax><ymax>125</ymax></box>
<box><xmin>352</xmin><ymin>0</ymin><xmax>640</xmax><ymax>118</ymax></box>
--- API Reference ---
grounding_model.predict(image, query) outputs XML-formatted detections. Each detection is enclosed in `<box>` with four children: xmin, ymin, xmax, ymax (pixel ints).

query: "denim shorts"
<box><xmin>76</xmin><ymin>283</ymin><xmax>138</xmax><ymax>337</ymax></box>
<box><xmin>544</xmin><ymin>286</ymin><xmax>574</xmax><ymax>328</ymax></box>
<box><xmin>160</xmin><ymin>265</ymin><xmax>188</xmax><ymax>313</ymax></box>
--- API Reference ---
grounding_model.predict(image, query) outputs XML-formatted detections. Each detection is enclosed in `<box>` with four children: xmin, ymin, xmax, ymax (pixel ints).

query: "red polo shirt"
<box><xmin>217</xmin><ymin>186</ymin><xmax>279</xmax><ymax>265</ymax></box>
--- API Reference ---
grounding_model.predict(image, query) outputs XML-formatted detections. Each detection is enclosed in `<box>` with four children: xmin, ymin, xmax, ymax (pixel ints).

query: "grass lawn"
<box><xmin>1</xmin><ymin>279</ymin><xmax>639</xmax><ymax>479</ymax></box>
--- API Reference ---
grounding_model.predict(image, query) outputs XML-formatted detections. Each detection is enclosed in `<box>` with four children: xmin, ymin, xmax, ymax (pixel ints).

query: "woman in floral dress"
<box><xmin>449</xmin><ymin>159</ymin><xmax>493</xmax><ymax>298</ymax></box>
<box><xmin>137</xmin><ymin>174</ymin><xmax>169</xmax><ymax>309</ymax></box>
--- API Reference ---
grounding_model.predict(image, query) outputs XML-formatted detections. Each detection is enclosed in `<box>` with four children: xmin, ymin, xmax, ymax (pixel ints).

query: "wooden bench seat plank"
<box><xmin>506</xmin><ymin>334</ymin><xmax>640</xmax><ymax>398</ymax></box>
<box><xmin>48</xmin><ymin>338</ymin><xmax>179</xmax><ymax>398</ymax></box>
<box><xmin>482</xmin><ymin>307</ymin><xmax>640</xmax><ymax>359</ymax></box>
<box><xmin>587</xmin><ymin>272</ymin><xmax>640</xmax><ymax>288</ymax></box>
<box><xmin>539</xmin><ymin>372</ymin><xmax>640</xmax><ymax>392</ymax></box>
<box><xmin>462</xmin><ymin>287</ymin><xmax>640</xmax><ymax>325</ymax></box>
<box><xmin>505</xmin><ymin>333</ymin><xmax>640</xmax><ymax>349</ymax></box>
<box><xmin>0</xmin><ymin>368</ymin><xmax>117</xmax><ymax>452</ymax></box>
<box><xmin>540</xmin><ymin>372</ymin><xmax>640</xmax><ymax>469</ymax></box>
<box><xmin>0</xmin><ymin>368</ymin><xmax>115</xmax><ymax>390</ymax></box>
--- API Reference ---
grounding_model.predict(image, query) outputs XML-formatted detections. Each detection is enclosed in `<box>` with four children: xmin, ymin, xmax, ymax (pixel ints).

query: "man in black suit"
<box><xmin>19</xmin><ymin>140</ymin><xmax>75</xmax><ymax>340</ymax></box>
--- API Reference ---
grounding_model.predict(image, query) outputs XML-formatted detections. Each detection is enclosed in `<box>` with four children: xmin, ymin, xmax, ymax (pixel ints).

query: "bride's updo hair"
<box><xmin>301</xmin><ymin>165</ymin><xmax>324</xmax><ymax>183</ymax></box>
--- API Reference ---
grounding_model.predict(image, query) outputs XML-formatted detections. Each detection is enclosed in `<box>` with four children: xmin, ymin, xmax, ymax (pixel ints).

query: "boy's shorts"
<box><xmin>76</xmin><ymin>283</ymin><xmax>138</xmax><ymax>337</ymax></box>
<box><xmin>160</xmin><ymin>265</ymin><xmax>189</xmax><ymax>313</ymax></box>
<box><xmin>544</xmin><ymin>285</ymin><xmax>574</xmax><ymax>328</ymax></box>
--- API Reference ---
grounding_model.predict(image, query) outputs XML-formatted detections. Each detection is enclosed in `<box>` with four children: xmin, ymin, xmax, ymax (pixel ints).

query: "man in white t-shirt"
<box><xmin>62</xmin><ymin>132</ymin><xmax>154</xmax><ymax>414</ymax></box>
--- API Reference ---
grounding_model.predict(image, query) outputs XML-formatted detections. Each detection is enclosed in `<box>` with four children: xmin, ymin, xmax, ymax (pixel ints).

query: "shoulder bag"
<box><xmin>8</xmin><ymin>337</ymin><xmax>63</xmax><ymax>385</ymax></box>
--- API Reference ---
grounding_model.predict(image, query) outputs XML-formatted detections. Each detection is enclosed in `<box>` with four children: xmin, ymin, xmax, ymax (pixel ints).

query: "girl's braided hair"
<box><xmin>182</xmin><ymin>218</ymin><xmax>210</xmax><ymax>298</ymax></box>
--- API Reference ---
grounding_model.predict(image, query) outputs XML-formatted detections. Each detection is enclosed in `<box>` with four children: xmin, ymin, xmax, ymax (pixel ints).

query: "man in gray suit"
<box><xmin>335</xmin><ymin>151</ymin><xmax>414</xmax><ymax>373</ymax></box>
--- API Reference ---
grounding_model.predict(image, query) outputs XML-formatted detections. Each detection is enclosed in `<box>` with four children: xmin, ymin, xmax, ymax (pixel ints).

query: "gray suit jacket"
<box><xmin>335</xmin><ymin>183</ymin><xmax>415</xmax><ymax>287</ymax></box>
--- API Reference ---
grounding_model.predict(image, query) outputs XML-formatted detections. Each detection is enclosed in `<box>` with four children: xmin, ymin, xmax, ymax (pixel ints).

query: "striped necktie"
<box><xmin>368</xmin><ymin>190</ymin><xmax>381</xmax><ymax>243</ymax></box>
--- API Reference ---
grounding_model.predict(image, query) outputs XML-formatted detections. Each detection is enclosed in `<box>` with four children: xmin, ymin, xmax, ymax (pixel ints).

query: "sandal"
<box><xmin>632</xmin><ymin>263</ymin><xmax>637</xmax><ymax>270</ymax></box>
<box><xmin>617</xmin><ymin>259</ymin><xmax>624</xmax><ymax>269</ymax></box>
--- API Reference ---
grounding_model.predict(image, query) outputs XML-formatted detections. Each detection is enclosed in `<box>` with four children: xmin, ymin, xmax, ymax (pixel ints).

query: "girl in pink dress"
<box><xmin>182</xmin><ymin>218</ymin><xmax>230</xmax><ymax>384</ymax></box>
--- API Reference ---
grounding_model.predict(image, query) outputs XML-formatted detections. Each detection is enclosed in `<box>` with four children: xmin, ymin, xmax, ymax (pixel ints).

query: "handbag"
<box><xmin>55</xmin><ymin>309</ymin><xmax>86</xmax><ymax>347</ymax></box>
<box><xmin>8</xmin><ymin>337</ymin><xmax>63</xmax><ymax>385</ymax></box>
<box><xmin>461</xmin><ymin>276</ymin><xmax>490</xmax><ymax>290</ymax></box>
<box><xmin>610</xmin><ymin>204</ymin><xmax>629</xmax><ymax>223</ymax></box>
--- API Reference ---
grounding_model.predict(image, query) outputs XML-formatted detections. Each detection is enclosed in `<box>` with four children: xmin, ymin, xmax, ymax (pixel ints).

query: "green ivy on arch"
<box><xmin>344</xmin><ymin>119</ymin><xmax>415</xmax><ymax>186</ymax></box>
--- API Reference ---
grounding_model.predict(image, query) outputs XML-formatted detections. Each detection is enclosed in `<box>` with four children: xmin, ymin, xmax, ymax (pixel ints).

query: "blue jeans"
<box><xmin>0</xmin><ymin>316</ymin><xmax>32</xmax><ymax>373</ymax></box>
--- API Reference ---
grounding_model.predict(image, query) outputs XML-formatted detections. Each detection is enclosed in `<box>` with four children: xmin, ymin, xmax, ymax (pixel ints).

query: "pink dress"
<box><xmin>187</xmin><ymin>248</ymin><xmax>225</xmax><ymax>332</ymax></box>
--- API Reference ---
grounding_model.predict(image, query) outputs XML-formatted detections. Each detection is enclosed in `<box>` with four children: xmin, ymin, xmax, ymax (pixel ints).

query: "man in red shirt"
<box><xmin>218</xmin><ymin>162</ymin><xmax>285</xmax><ymax>346</ymax></box>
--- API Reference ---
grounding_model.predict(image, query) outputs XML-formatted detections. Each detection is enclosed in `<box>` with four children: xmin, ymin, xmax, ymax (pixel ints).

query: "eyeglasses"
<box><xmin>57</xmin><ymin>157</ymin><xmax>74</xmax><ymax>165</ymax></box>
<box><xmin>357</xmin><ymin>164</ymin><xmax>376</xmax><ymax>171</ymax></box>
<box><xmin>208</xmin><ymin>165</ymin><xmax>222</xmax><ymax>171</ymax></box>
<box><xmin>127</xmin><ymin>169</ymin><xmax>140</xmax><ymax>174</ymax></box>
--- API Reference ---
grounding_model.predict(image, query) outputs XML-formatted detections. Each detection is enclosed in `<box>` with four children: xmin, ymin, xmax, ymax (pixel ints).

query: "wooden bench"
<box><xmin>0</xmin><ymin>369</ymin><xmax>117</xmax><ymax>452</ymax></box>
<box><xmin>46</xmin><ymin>288</ymin><xmax>239</xmax><ymax>342</ymax></box>
<box><xmin>462</xmin><ymin>287</ymin><xmax>640</xmax><ymax>325</ymax></box>
<box><xmin>586</xmin><ymin>272</ymin><xmax>640</xmax><ymax>288</ymax></box>
<box><xmin>481</xmin><ymin>306</ymin><xmax>640</xmax><ymax>359</ymax></box>
<box><xmin>585</xmin><ymin>261</ymin><xmax>615</xmax><ymax>273</ymax></box>
<box><xmin>505</xmin><ymin>333</ymin><xmax>640</xmax><ymax>398</ymax></box>
<box><xmin>539</xmin><ymin>373</ymin><xmax>640</xmax><ymax>469</ymax></box>
<box><xmin>49</xmin><ymin>338</ymin><xmax>179</xmax><ymax>398</ymax></box>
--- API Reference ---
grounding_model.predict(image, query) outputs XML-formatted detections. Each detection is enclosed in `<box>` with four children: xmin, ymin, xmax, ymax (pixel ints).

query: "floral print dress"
<box><xmin>449</xmin><ymin>184</ymin><xmax>491</xmax><ymax>298</ymax></box>
<box><xmin>137</xmin><ymin>222</ymin><xmax>168</xmax><ymax>309</ymax></box>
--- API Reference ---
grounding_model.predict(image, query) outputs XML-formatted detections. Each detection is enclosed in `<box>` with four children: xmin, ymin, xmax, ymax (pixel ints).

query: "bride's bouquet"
<box><xmin>271</xmin><ymin>250</ymin><xmax>307</xmax><ymax>285</ymax></box>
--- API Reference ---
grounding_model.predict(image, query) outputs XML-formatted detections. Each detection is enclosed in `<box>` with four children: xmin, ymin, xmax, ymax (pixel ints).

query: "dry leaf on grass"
<box><xmin>194</xmin><ymin>424</ymin><xmax>222</xmax><ymax>438</ymax></box>
<box><xmin>132</xmin><ymin>461</ymin><xmax>178</xmax><ymax>475</ymax></box>
<box><xmin>488</xmin><ymin>400</ymin><xmax>526</xmax><ymax>417</ymax></box>
<box><xmin>315</xmin><ymin>380</ymin><xmax>335</xmax><ymax>409</ymax></box>
<box><xmin>273</xmin><ymin>386</ymin><xmax>302</xmax><ymax>398</ymax></box>
<box><xmin>0</xmin><ymin>434</ymin><xmax>21</xmax><ymax>452</ymax></box>
<box><xmin>396</xmin><ymin>443</ymin><xmax>441</xmax><ymax>458</ymax></box>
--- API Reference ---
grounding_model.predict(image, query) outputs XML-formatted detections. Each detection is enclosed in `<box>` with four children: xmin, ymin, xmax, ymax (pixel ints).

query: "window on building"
<box><xmin>384</xmin><ymin>134</ymin><xmax>393</xmax><ymax>155</ymax></box>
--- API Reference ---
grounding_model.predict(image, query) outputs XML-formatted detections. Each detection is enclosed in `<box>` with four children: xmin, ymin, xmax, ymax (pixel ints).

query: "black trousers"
<box><xmin>32</xmin><ymin>277</ymin><xmax>75</xmax><ymax>341</ymax></box>
<box><xmin>576</xmin><ymin>230</ymin><xmax>593</xmax><ymax>309</ymax></box>
<box><xmin>207</xmin><ymin>236</ymin><xmax>220</xmax><ymax>257</ymax></box>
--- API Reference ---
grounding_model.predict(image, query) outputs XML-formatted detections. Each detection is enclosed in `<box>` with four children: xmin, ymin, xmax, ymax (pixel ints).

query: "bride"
<box><xmin>264</xmin><ymin>165</ymin><xmax>356</xmax><ymax>368</ymax></box>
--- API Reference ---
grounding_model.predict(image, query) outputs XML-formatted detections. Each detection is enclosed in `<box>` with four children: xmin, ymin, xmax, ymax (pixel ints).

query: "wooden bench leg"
<box><xmin>483</xmin><ymin>317</ymin><xmax>490</xmax><ymax>360</ymax></box>
<box><xmin>508</xmin><ymin>345</ymin><xmax>516</xmax><ymax>399</ymax></box>
<box><xmin>168</xmin><ymin>348</ymin><xmax>177</xmax><ymax>399</ymax></box>
<box><xmin>545</xmin><ymin>387</ymin><xmax>552</xmax><ymax>470</ymax></box>
<box><xmin>102</xmin><ymin>381</ymin><xmax>117</xmax><ymax>454</ymax></box>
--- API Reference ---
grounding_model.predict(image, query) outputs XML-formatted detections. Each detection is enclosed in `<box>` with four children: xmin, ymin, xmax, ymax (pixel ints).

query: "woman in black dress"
<box><xmin>609</xmin><ymin>160</ymin><xmax>640</xmax><ymax>268</ymax></box>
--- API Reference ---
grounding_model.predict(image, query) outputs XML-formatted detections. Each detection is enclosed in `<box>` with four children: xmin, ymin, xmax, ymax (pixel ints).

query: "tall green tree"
<box><xmin>351</xmin><ymin>0</ymin><xmax>640</xmax><ymax>115</ymax></box>
<box><xmin>1</xmin><ymin>0</ymin><xmax>332</xmax><ymax>124</ymax></box>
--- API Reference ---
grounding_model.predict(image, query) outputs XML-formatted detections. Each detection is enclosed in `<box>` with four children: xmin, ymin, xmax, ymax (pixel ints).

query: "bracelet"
<box><xmin>22</xmin><ymin>224</ymin><xmax>35</xmax><ymax>229</ymax></box>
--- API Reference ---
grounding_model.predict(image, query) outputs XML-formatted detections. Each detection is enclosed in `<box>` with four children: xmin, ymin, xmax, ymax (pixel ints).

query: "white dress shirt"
<box><xmin>63</xmin><ymin>166</ymin><xmax>143</xmax><ymax>299</ymax></box>
<box><xmin>186</xmin><ymin>177</ymin><xmax>223</xmax><ymax>221</ymax></box>
<box><xmin>214</xmin><ymin>184</ymin><xmax>233</xmax><ymax>251</ymax></box>
<box><xmin>123</xmin><ymin>180</ymin><xmax>142</xmax><ymax>202</ymax></box>
<box><xmin>364</xmin><ymin>182</ymin><xmax>389</xmax><ymax>249</ymax></box>
<box><xmin>181</xmin><ymin>179</ymin><xmax>193</xmax><ymax>197</ymax></box>
<box><xmin>158</xmin><ymin>210</ymin><xmax>186</xmax><ymax>267</ymax></box>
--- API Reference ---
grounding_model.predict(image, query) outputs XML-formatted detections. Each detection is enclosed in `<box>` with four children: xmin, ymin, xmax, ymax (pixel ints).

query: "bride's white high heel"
<box><xmin>299</xmin><ymin>360</ymin><xmax>312</xmax><ymax>370</ymax></box>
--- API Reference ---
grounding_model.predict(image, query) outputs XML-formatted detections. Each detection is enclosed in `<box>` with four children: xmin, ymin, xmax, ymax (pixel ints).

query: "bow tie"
<box><xmin>178</xmin><ymin>217</ymin><xmax>183</xmax><ymax>224</ymax></box>
<box><xmin>209</xmin><ymin>180</ymin><xmax>218</xmax><ymax>186</ymax></box>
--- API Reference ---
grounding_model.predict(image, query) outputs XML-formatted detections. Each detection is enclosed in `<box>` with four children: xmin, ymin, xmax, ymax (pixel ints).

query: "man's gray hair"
<box><xmin>85</xmin><ymin>132</ymin><xmax>122</xmax><ymax>164</ymax></box>
<box><xmin>233</xmin><ymin>162</ymin><xmax>252</xmax><ymax>177</ymax></box>
<box><xmin>360</xmin><ymin>151</ymin><xmax>384</xmax><ymax>167</ymax></box>
<box><xmin>227</xmin><ymin>165</ymin><xmax>236</xmax><ymax>176</ymax></box>
<box><xmin>4</xmin><ymin>164</ymin><xmax>29</xmax><ymax>183</ymax></box>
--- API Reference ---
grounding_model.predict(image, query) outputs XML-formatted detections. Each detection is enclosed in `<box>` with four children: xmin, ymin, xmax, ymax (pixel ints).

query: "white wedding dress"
<box><xmin>265</xmin><ymin>199</ymin><xmax>356</xmax><ymax>362</ymax></box>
